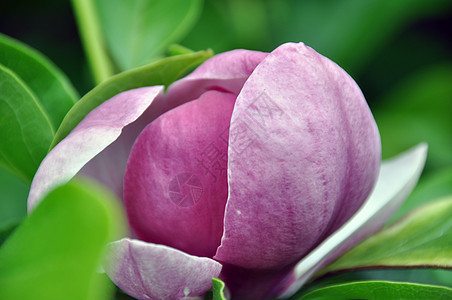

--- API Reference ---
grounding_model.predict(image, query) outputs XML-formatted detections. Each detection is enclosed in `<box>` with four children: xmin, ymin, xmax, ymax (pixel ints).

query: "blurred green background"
<box><xmin>0</xmin><ymin>0</ymin><xmax>451</xmax><ymax>298</ymax></box>
<box><xmin>1</xmin><ymin>0</ymin><xmax>450</xmax><ymax>168</ymax></box>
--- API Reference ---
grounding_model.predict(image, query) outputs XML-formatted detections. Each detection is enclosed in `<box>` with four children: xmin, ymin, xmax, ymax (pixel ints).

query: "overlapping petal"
<box><xmin>26</xmin><ymin>42</ymin><xmax>426</xmax><ymax>300</ymax></box>
<box><xmin>165</xmin><ymin>49</ymin><xmax>268</xmax><ymax>108</ymax></box>
<box><xmin>214</xmin><ymin>42</ymin><xmax>381</xmax><ymax>270</ymax></box>
<box><xmin>124</xmin><ymin>90</ymin><xmax>236</xmax><ymax>258</ymax></box>
<box><xmin>80</xmin><ymin>50</ymin><xmax>268</xmax><ymax>200</ymax></box>
<box><xmin>278</xmin><ymin>143</ymin><xmax>428</xmax><ymax>298</ymax></box>
<box><xmin>27</xmin><ymin>87</ymin><xmax>163</xmax><ymax>211</ymax></box>
<box><xmin>104</xmin><ymin>238</ymin><xmax>222</xmax><ymax>300</ymax></box>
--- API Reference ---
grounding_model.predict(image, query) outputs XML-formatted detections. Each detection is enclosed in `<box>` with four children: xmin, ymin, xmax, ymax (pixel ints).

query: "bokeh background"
<box><xmin>1</xmin><ymin>0</ymin><xmax>451</xmax><ymax>298</ymax></box>
<box><xmin>1</xmin><ymin>0</ymin><xmax>451</xmax><ymax>168</ymax></box>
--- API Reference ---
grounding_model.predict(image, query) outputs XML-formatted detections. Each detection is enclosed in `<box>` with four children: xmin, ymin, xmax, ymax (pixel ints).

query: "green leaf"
<box><xmin>289</xmin><ymin>268</ymin><xmax>452</xmax><ymax>300</ymax></box>
<box><xmin>0</xmin><ymin>166</ymin><xmax>28</xmax><ymax>245</ymax></box>
<box><xmin>0</xmin><ymin>178</ymin><xmax>124</xmax><ymax>300</ymax></box>
<box><xmin>51</xmin><ymin>49</ymin><xmax>213</xmax><ymax>148</ymax></box>
<box><xmin>0</xmin><ymin>33</ymin><xmax>78</xmax><ymax>130</ymax></box>
<box><xmin>299</xmin><ymin>281</ymin><xmax>452</xmax><ymax>300</ymax></box>
<box><xmin>212</xmin><ymin>278</ymin><xmax>227</xmax><ymax>300</ymax></box>
<box><xmin>336</xmin><ymin>269</ymin><xmax>452</xmax><ymax>289</ymax></box>
<box><xmin>320</xmin><ymin>196</ymin><xmax>452</xmax><ymax>275</ymax></box>
<box><xmin>94</xmin><ymin>0</ymin><xmax>203</xmax><ymax>70</ymax></box>
<box><xmin>0</xmin><ymin>64</ymin><xmax>54</xmax><ymax>181</ymax></box>
<box><xmin>167</xmin><ymin>44</ymin><xmax>195</xmax><ymax>56</ymax></box>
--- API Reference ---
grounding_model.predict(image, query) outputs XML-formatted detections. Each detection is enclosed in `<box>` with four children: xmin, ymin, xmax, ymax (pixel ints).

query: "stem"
<box><xmin>71</xmin><ymin>0</ymin><xmax>114</xmax><ymax>84</ymax></box>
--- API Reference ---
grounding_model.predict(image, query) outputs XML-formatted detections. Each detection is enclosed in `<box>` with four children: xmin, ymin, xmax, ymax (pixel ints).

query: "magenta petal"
<box><xmin>124</xmin><ymin>90</ymin><xmax>235</xmax><ymax>258</ymax></box>
<box><xmin>27</xmin><ymin>87</ymin><xmax>163</xmax><ymax>212</ymax></box>
<box><xmin>104</xmin><ymin>238</ymin><xmax>222</xmax><ymax>300</ymax></box>
<box><xmin>164</xmin><ymin>49</ymin><xmax>268</xmax><ymax>109</ymax></box>
<box><xmin>214</xmin><ymin>43</ymin><xmax>381</xmax><ymax>270</ymax></box>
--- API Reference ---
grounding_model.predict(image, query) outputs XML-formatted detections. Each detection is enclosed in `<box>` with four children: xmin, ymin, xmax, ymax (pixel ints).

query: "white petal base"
<box><xmin>279</xmin><ymin>143</ymin><xmax>428</xmax><ymax>298</ymax></box>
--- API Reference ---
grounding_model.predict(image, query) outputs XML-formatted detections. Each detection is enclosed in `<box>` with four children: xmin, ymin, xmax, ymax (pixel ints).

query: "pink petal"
<box><xmin>163</xmin><ymin>49</ymin><xmax>268</xmax><ymax>110</ymax></box>
<box><xmin>27</xmin><ymin>87</ymin><xmax>163</xmax><ymax>212</ymax></box>
<box><xmin>214</xmin><ymin>42</ymin><xmax>381</xmax><ymax>270</ymax></box>
<box><xmin>104</xmin><ymin>238</ymin><xmax>222</xmax><ymax>300</ymax></box>
<box><xmin>124</xmin><ymin>90</ymin><xmax>235</xmax><ymax>258</ymax></box>
<box><xmin>81</xmin><ymin>50</ymin><xmax>268</xmax><ymax>199</ymax></box>
<box><xmin>279</xmin><ymin>144</ymin><xmax>428</xmax><ymax>298</ymax></box>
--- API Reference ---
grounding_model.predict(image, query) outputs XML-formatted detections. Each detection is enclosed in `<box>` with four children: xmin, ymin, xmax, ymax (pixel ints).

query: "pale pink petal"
<box><xmin>163</xmin><ymin>49</ymin><xmax>268</xmax><ymax>110</ymax></box>
<box><xmin>278</xmin><ymin>143</ymin><xmax>428</xmax><ymax>298</ymax></box>
<box><xmin>214</xmin><ymin>42</ymin><xmax>381</xmax><ymax>270</ymax></box>
<box><xmin>27</xmin><ymin>87</ymin><xmax>163</xmax><ymax>212</ymax></box>
<box><xmin>104</xmin><ymin>238</ymin><xmax>222</xmax><ymax>300</ymax></box>
<box><xmin>124</xmin><ymin>90</ymin><xmax>235</xmax><ymax>258</ymax></box>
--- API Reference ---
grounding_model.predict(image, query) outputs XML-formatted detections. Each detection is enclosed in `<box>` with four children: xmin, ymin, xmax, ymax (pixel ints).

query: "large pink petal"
<box><xmin>27</xmin><ymin>87</ymin><xmax>163</xmax><ymax>212</ymax></box>
<box><xmin>124</xmin><ymin>90</ymin><xmax>235</xmax><ymax>258</ymax></box>
<box><xmin>278</xmin><ymin>144</ymin><xmax>428</xmax><ymax>298</ymax></box>
<box><xmin>214</xmin><ymin>42</ymin><xmax>381</xmax><ymax>270</ymax></box>
<box><xmin>104</xmin><ymin>238</ymin><xmax>222</xmax><ymax>300</ymax></box>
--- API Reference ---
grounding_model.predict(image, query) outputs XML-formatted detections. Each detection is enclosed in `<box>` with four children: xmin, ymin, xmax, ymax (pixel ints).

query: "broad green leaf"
<box><xmin>94</xmin><ymin>0</ymin><xmax>202</xmax><ymax>70</ymax></box>
<box><xmin>0</xmin><ymin>64</ymin><xmax>54</xmax><ymax>181</ymax></box>
<box><xmin>299</xmin><ymin>281</ymin><xmax>452</xmax><ymax>300</ymax></box>
<box><xmin>288</xmin><ymin>268</ymin><xmax>452</xmax><ymax>299</ymax></box>
<box><xmin>51</xmin><ymin>49</ymin><xmax>213</xmax><ymax>148</ymax></box>
<box><xmin>375</xmin><ymin>64</ymin><xmax>452</xmax><ymax>169</ymax></box>
<box><xmin>0</xmin><ymin>178</ymin><xmax>124</xmax><ymax>300</ymax></box>
<box><xmin>320</xmin><ymin>196</ymin><xmax>452</xmax><ymax>274</ymax></box>
<box><xmin>0</xmin><ymin>166</ymin><xmax>28</xmax><ymax>245</ymax></box>
<box><xmin>0</xmin><ymin>34</ymin><xmax>78</xmax><ymax>129</ymax></box>
<box><xmin>336</xmin><ymin>269</ymin><xmax>452</xmax><ymax>289</ymax></box>
<box><xmin>0</xmin><ymin>223</ymin><xmax>17</xmax><ymax>247</ymax></box>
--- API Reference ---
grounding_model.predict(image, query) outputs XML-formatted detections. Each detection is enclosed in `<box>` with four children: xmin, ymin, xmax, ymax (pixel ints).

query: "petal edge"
<box><xmin>278</xmin><ymin>143</ymin><xmax>428</xmax><ymax>298</ymax></box>
<box><xmin>27</xmin><ymin>87</ymin><xmax>163</xmax><ymax>212</ymax></box>
<box><xmin>104</xmin><ymin>238</ymin><xmax>222</xmax><ymax>300</ymax></box>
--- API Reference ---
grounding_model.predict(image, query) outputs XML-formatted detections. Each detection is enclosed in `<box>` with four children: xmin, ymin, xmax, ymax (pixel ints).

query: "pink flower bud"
<box><xmin>30</xmin><ymin>43</ymin><xmax>422</xmax><ymax>300</ymax></box>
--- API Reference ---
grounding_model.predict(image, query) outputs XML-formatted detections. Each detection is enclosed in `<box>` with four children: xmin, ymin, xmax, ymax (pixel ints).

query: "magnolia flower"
<box><xmin>28</xmin><ymin>43</ymin><xmax>427</xmax><ymax>299</ymax></box>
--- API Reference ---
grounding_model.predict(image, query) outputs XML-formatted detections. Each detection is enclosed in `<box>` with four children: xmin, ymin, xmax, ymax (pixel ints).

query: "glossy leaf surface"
<box><xmin>322</xmin><ymin>196</ymin><xmax>452</xmax><ymax>274</ymax></box>
<box><xmin>94</xmin><ymin>0</ymin><xmax>202</xmax><ymax>70</ymax></box>
<box><xmin>0</xmin><ymin>179</ymin><xmax>123</xmax><ymax>300</ymax></box>
<box><xmin>300</xmin><ymin>281</ymin><xmax>452</xmax><ymax>300</ymax></box>
<box><xmin>0</xmin><ymin>33</ymin><xmax>78</xmax><ymax>129</ymax></box>
<box><xmin>0</xmin><ymin>64</ymin><xmax>54</xmax><ymax>181</ymax></box>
